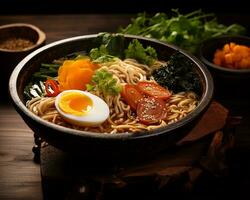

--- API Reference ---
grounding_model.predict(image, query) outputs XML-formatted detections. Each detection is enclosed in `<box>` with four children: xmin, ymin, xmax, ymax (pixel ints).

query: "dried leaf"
<box><xmin>177</xmin><ymin>101</ymin><xmax>228</xmax><ymax>145</ymax></box>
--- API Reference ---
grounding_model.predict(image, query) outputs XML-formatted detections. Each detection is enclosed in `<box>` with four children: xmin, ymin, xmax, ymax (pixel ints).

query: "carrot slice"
<box><xmin>58</xmin><ymin>58</ymin><xmax>98</xmax><ymax>91</ymax></box>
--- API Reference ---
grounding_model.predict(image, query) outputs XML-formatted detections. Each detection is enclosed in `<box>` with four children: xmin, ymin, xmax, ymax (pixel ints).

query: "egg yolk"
<box><xmin>58</xmin><ymin>92</ymin><xmax>93</xmax><ymax>116</ymax></box>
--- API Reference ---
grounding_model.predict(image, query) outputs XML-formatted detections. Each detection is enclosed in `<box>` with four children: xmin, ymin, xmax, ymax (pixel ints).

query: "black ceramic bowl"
<box><xmin>0</xmin><ymin>23</ymin><xmax>46</xmax><ymax>101</ymax></box>
<box><xmin>9</xmin><ymin>34</ymin><xmax>213</xmax><ymax>164</ymax></box>
<box><xmin>198</xmin><ymin>35</ymin><xmax>250</xmax><ymax>98</ymax></box>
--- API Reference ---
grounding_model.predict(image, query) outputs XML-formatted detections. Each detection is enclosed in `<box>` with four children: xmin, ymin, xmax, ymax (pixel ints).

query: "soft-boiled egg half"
<box><xmin>55</xmin><ymin>90</ymin><xmax>109</xmax><ymax>127</ymax></box>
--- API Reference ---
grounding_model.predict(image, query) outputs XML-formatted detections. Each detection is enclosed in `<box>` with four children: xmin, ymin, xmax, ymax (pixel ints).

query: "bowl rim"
<box><xmin>199</xmin><ymin>35</ymin><xmax>250</xmax><ymax>73</ymax></box>
<box><xmin>9</xmin><ymin>33</ymin><xmax>214</xmax><ymax>140</ymax></box>
<box><xmin>0</xmin><ymin>23</ymin><xmax>46</xmax><ymax>53</ymax></box>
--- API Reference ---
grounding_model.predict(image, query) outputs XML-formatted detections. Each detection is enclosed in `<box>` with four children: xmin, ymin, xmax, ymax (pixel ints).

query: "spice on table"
<box><xmin>0</xmin><ymin>37</ymin><xmax>34</xmax><ymax>50</ymax></box>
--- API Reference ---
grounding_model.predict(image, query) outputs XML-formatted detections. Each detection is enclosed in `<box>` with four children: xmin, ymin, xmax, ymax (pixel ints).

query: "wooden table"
<box><xmin>0</xmin><ymin>14</ymin><xmax>132</xmax><ymax>200</ymax></box>
<box><xmin>1</xmin><ymin>14</ymin><xmax>250</xmax><ymax>200</ymax></box>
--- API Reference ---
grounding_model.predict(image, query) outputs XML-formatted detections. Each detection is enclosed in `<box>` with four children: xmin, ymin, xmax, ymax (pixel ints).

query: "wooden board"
<box><xmin>39</xmin><ymin>101</ymin><xmax>231</xmax><ymax>199</ymax></box>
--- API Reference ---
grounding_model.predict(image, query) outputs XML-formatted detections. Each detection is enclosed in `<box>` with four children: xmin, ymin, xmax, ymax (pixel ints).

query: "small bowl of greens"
<box><xmin>9</xmin><ymin>33</ymin><xmax>213</xmax><ymax>164</ymax></box>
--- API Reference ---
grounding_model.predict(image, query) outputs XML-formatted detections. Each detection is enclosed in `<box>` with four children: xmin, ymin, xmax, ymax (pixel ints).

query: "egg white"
<box><xmin>55</xmin><ymin>90</ymin><xmax>110</xmax><ymax>127</ymax></box>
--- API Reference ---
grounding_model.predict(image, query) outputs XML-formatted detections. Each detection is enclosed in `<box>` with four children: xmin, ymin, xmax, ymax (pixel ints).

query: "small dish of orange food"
<box><xmin>213</xmin><ymin>42</ymin><xmax>250</xmax><ymax>69</ymax></box>
<box><xmin>198</xmin><ymin>35</ymin><xmax>250</xmax><ymax>98</ymax></box>
<box><xmin>198</xmin><ymin>35</ymin><xmax>250</xmax><ymax>73</ymax></box>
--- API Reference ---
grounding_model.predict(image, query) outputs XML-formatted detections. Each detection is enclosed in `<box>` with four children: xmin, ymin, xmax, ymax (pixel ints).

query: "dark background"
<box><xmin>1</xmin><ymin>0</ymin><xmax>249</xmax><ymax>15</ymax></box>
<box><xmin>2</xmin><ymin>0</ymin><xmax>249</xmax><ymax>31</ymax></box>
<box><xmin>1</xmin><ymin>2</ymin><xmax>250</xmax><ymax>200</ymax></box>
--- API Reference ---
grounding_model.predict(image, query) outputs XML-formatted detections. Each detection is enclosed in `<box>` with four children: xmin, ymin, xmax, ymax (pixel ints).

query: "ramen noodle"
<box><xmin>26</xmin><ymin>57</ymin><xmax>199</xmax><ymax>134</ymax></box>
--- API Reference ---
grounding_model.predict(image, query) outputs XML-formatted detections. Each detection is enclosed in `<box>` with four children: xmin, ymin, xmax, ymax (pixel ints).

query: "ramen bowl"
<box><xmin>9</xmin><ymin>34</ymin><xmax>213</xmax><ymax>164</ymax></box>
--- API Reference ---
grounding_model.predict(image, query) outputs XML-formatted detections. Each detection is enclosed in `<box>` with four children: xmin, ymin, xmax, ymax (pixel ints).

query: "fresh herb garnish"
<box><xmin>86</xmin><ymin>69</ymin><xmax>121</xmax><ymax>96</ymax></box>
<box><xmin>119</xmin><ymin>9</ymin><xmax>247</xmax><ymax>54</ymax></box>
<box><xmin>125</xmin><ymin>39</ymin><xmax>157</xmax><ymax>65</ymax></box>
<box><xmin>90</xmin><ymin>45</ymin><xmax>116</xmax><ymax>63</ymax></box>
<box><xmin>33</xmin><ymin>63</ymin><xmax>60</xmax><ymax>81</ymax></box>
<box><xmin>90</xmin><ymin>33</ymin><xmax>158</xmax><ymax>65</ymax></box>
<box><xmin>90</xmin><ymin>33</ymin><xmax>125</xmax><ymax>63</ymax></box>
<box><xmin>152</xmin><ymin>52</ymin><xmax>201</xmax><ymax>94</ymax></box>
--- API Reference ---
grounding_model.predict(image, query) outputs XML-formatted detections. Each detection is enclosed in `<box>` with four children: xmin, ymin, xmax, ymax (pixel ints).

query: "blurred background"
<box><xmin>1</xmin><ymin>0</ymin><xmax>249</xmax><ymax>14</ymax></box>
<box><xmin>2</xmin><ymin>0</ymin><xmax>249</xmax><ymax>32</ymax></box>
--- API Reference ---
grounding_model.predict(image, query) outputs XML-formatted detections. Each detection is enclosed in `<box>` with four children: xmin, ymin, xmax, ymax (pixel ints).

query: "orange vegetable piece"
<box><xmin>223</xmin><ymin>43</ymin><xmax>231</xmax><ymax>54</ymax></box>
<box><xmin>224</xmin><ymin>54</ymin><xmax>233</xmax><ymax>68</ymax></box>
<box><xmin>213</xmin><ymin>42</ymin><xmax>250</xmax><ymax>69</ymax></box>
<box><xmin>213</xmin><ymin>50</ymin><xmax>224</xmax><ymax>66</ymax></box>
<box><xmin>58</xmin><ymin>58</ymin><xmax>99</xmax><ymax>91</ymax></box>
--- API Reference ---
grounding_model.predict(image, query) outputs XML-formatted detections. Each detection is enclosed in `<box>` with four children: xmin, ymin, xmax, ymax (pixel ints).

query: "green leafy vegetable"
<box><xmin>86</xmin><ymin>69</ymin><xmax>121</xmax><ymax>96</ymax></box>
<box><xmin>90</xmin><ymin>45</ymin><xmax>108</xmax><ymax>59</ymax></box>
<box><xmin>33</xmin><ymin>63</ymin><xmax>60</xmax><ymax>81</ymax></box>
<box><xmin>152</xmin><ymin>52</ymin><xmax>201</xmax><ymax>94</ymax></box>
<box><xmin>204</xmin><ymin>19</ymin><xmax>247</xmax><ymax>38</ymax></box>
<box><xmin>90</xmin><ymin>33</ymin><xmax>158</xmax><ymax>65</ymax></box>
<box><xmin>90</xmin><ymin>33</ymin><xmax>125</xmax><ymax>63</ymax></box>
<box><xmin>90</xmin><ymin>45</ymin><xmax>116</xmax><ymax>63</ymax></box>
<box><xmin>119</xmin><ymin>9</ymin><xmax>247</xmax><ymax>54</ymax></box>
<box><xmin>24</xmin><ymin>81</ymin><xmax>46</xmax><ymax>100</ymax></box>
<box><xmin>100</xmin><ymin>33</ymin><xmax>125</xmax><ymax>58</ymax></box>
<box><xmin>125</xmin><ymin>39</ymin><xmax>157</xmax><ymax>65</ymax></box>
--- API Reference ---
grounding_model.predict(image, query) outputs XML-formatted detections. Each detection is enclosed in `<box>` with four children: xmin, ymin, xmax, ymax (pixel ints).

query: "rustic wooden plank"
<box><xmin>0</xmin><ymin>14</ymin><xmax>132</xmax><ymax>44</ymax></box>
<box><xmin>0</xmin><ymin>104</ymin><xmax>42</xmax><ymax>199</ymax></box>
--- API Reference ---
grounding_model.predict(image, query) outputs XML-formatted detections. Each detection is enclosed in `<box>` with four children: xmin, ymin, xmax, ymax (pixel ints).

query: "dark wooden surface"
<box><xmin>0</xmin><ymin>14</ymin><xmax>250</xmax><ymax>200</ymax></box>
<box><xmin>0</xmin><ymin>14</ymin><xmax>132</xmax><ymax>200</ymax></box>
